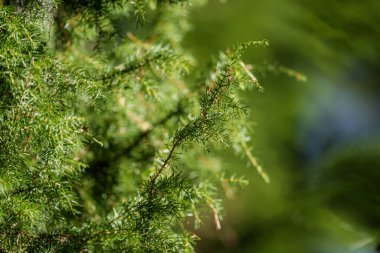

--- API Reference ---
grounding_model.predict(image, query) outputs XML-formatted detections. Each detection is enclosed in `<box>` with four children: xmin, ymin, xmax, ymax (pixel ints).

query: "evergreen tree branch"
<box><xmin>239</xmin><ymin>137</ymin><xmax>270</xmax><ymax>183</ymax></box>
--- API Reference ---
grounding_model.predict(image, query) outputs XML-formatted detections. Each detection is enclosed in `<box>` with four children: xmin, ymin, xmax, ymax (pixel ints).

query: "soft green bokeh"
<box><xmin>185</xmin><ymin>0</ymin><xmax>380</xmax><ymax>252</ymax></box>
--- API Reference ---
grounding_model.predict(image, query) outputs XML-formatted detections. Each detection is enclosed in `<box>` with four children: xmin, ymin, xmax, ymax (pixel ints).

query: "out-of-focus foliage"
<box><xmin>185</xmin><ymin>0</ymin><xmax>380</xmax><ymax>252</ymax></box>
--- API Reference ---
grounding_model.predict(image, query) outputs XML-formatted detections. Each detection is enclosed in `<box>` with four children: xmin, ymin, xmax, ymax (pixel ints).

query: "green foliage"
<box><xmin>186</xmin><ymin>1</ymin><xmax>380</xmax><ymax>252</ymax></box>
<box><xmin>0</xmin><ymin>1</ymin><xmax>268</xmax><ymax>252</ymax></box>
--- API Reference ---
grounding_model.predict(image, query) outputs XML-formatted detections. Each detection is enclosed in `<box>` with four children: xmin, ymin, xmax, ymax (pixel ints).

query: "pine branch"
<box><xmin>0</xmin><ymin>1</ymin><xmax>270</xmax><ymax>251</ymax></box>
<box><xmin>149</xmin><ymin>139</ymin><xmax>180</xmax><ymax>198</ymax></box>
<box><xmin>146</xmin><ymin>41</ymin><xmax>265</xmax><ymax>201</ymax></box>
<box><xmin>239</xmin><ymin>137</ymin><xmax>270</xmax><ymax>183</ymax></box>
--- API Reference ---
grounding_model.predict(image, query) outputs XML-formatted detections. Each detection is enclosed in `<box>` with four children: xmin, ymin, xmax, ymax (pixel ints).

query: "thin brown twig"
<box><xmin>149</xmin><ymin>140</ymin><xmax>180</xmax><ymax>198</ymax></box>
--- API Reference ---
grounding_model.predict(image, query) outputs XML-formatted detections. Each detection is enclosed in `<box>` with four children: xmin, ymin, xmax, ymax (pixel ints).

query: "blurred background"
<box><xmin>184</xmin><ymin>0</ymin><xmax>380</xmax><ymax>252</ymax></box>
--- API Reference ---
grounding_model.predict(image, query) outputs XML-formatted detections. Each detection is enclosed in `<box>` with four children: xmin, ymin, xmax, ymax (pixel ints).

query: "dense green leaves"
<box><xmin>0</xmin><ymin>1</ymin><xmax>266</xmax><ymax>252</ymax></box>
